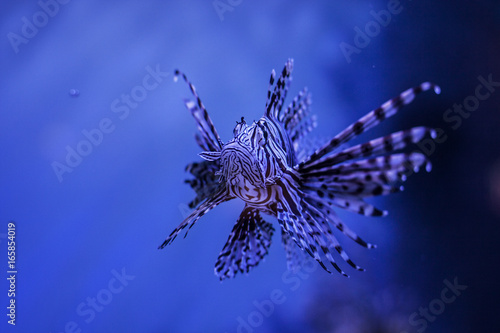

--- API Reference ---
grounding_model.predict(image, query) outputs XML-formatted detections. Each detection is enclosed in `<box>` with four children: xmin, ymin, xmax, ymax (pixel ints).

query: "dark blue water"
<box><xmin>1</xmin><ymin>1</ymin><xmax>499</xmax><ymax>332</ymax></box>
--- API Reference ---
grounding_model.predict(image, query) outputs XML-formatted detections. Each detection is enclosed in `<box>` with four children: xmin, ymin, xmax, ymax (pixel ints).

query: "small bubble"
<box><xmin>69</xmin><ymin>89</ymin><xmax>80</xmax><ymax>97</ymax></box>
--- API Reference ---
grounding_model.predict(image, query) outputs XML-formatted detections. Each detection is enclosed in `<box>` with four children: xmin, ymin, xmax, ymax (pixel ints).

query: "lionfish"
<box><xmin>159</xmin><ymin>59</ymin><xmax>440</xmax><ymax>280</ymax></box>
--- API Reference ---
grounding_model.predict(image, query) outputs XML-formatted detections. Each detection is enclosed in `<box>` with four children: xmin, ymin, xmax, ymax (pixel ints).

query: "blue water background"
<box><xmin>1</xmin><ymin>1</ymin><xmax>499</xmax><ymax>332</ymax></box>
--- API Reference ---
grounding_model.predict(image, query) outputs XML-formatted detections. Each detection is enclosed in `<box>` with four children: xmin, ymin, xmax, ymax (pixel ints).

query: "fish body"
<box><xmin>160</xmin><ymin>59</ymin><xmax>440</xmax><ymax>280</ymax></box>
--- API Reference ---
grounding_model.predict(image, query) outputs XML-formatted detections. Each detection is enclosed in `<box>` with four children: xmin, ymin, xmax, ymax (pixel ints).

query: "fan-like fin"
<box><xmin>158</xmin><ymin>186</ymin><xmax>232</xmax><ymax>249</ymax></box>
<box><xmin>266</xmin><ymin>59</ymin><xmax>294</xmax><ymax>118</ymax></box>
<box><xmin>302</xmin><ymin>127</ymin><xmax>435</xmax><ymax>171</ymax></box>
<box><xmin>301</xmin><ymin>82</ymin><xmax>440</xmax><ymax>167</ymax></box>
<box><xmin>215</xmin><ymin>206</ymin><xmax>274</xmax><ymax>280</ymax></box>
<box><xmin>280</xmin><ymin>227</ymin><xmax>305</xmax><ymax>273</ymax></box>
<box><xmin>184</xmin><ymin>161</ymin><xmax>221</xmax><ymax>208</ymax></box>
<box><xmin>174</xmin><ymin>70</ymin><xmax>223</xmax><ymax>151</ymax></box>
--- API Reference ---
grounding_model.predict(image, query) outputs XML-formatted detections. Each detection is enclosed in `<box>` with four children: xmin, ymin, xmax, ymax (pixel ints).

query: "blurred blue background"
<box><xmin>1</xmin><ymin>1</ymin><xmax>499</xmax><ymax>332</ymax></box>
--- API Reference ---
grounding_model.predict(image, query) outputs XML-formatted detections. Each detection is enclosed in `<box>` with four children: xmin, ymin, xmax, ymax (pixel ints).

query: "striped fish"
<box><xmin>159</xmin><ymin>59</ymin><xmax>440</xmax><ymax>280</ymax></box>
